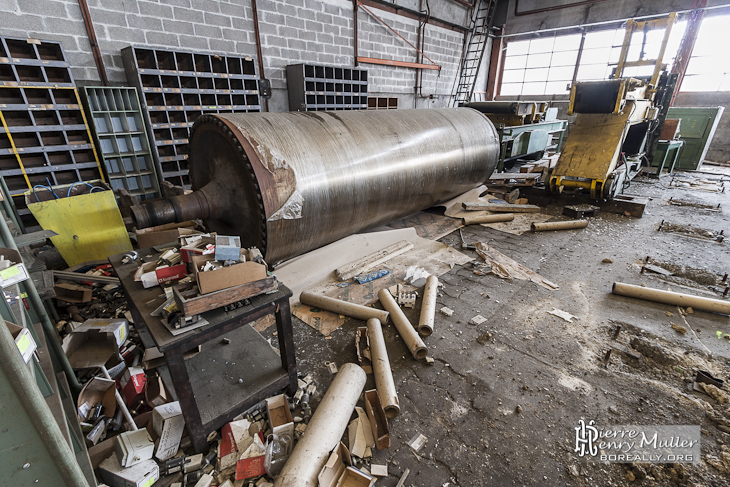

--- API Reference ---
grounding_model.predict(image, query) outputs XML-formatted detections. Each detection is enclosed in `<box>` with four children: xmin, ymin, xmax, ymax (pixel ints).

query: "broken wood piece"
<box><xmin>462</xmin><ymin>202</ymin><xmax>541</xmax><ymax>213</ymax></box>
<box><xmin>335</xmin><ymin>240</ymin><xmax>414</xmax><ymax>281</ymax></box>
<box><xmin>612</xmin><ymin>282</ymin><xmax>730</xmax><ymax>315</ymax></box>
<box><xmin>462</xmin><ymin>213</ymin><xmax>515</xmax><ymax>225</ymax></box>
<box><xmin>395</xmin><ymin>468</ymin><xmax>410</xmax><ymax>487</ymax></box>
<box><xmin>364</xmin><ymin>390</ymin><xmax>390</xmax><ymax>450</ymax></box>
<box><xmin>367</xmin><ymin>318</ymin><xmax>399</xmax><ymax>418</ymax></box>
<box><xmin>417</xmin><ymin>275</ymin><xmax>438</xmax><ymax>336</ymax></box>
<box><xmin>299</xmin><ymin>291</ymin><xmax>389</xmax><ymax>324</ymax></box>
<box><xmin>378</xmin><ymin>289</ymin><xmax>428</xmax><ymax>360</ymax></box>
<box><xmin>274</xmin><ymin>364</ymin><xmax>366</xmax><ymax>487</ymax></box>
<box><xmin>531</xmin><ymin>220</ymin><xmax>588</xmax><ymax>232</ymax></box>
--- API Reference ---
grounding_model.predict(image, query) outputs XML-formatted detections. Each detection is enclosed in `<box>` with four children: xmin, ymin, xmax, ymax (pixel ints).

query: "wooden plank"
<box><xmin>335</xmin><ymin>240</ymin><xmax>414</xmax><ymax>281</ymax></box>
<box><xmin>395</xmin><ymin>468</ymin><xmax>411</xmax><ymax>487</ymax></box>
<box><xmin>462</xmin><ymin>202</ymin><xmax>542</xmax><ymax>213</ymax></box>
<box><xmin>173</xmin><ymin>276</ymin><xmax>278</xmax><ymax>316</ymax></box>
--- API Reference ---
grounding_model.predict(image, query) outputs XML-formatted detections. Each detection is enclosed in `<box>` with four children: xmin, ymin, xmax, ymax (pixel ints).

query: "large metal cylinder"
<box><xmin>131</xmin><ymin>108</ymin><xmax>499</xmax><ymax>264</ymax></box>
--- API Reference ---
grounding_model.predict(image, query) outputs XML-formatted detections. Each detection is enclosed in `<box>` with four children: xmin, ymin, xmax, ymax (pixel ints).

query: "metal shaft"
<box><xmin>131</xmin><ymin>108</ymin><xmax>500</xmax><ymax>264</ymax></box>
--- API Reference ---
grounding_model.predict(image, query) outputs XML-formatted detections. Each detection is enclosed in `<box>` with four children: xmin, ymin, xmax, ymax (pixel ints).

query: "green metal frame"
<box><xmin>647</xmin><ymin>139</ymin><xmax>684</xmax><ymax>177</ymax></box>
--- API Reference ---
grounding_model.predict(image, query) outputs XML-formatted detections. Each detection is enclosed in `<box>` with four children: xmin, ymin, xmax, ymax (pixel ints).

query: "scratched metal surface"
<box><xmin>188</xmin><ymin>108</ymin><xmax>500</xmax><ymax>264</ymax></box>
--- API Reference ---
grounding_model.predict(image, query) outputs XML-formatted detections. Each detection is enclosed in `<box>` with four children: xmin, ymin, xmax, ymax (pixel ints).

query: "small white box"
<box><xmin>115</xmin><ymin>429</ymin><xmax>155</xmax><ymax>468</ymax></box>
<box><xmin>99</xmin><ymin>456</ymin><xmax>158</xmax><ymax>487</ymax></box>
<box><xmin>266</xmin><ymin>394</ymin><xmax>294</xmax><ymax>440</ymax></box>
<box><xmin>152</xmin><ymin>401</ymin><xmax>185</xmax><ymax>461</ymax></box>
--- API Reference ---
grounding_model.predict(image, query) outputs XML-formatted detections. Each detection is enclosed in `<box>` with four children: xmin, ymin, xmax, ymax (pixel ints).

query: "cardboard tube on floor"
<box><xmin>274</xmin><ymin>363</ymin><xmax>366</xmax><ymax>487</ymax></box>
<box><xmin>612</xmin><ymin>282</ymin><xmax>730</xmax><ymax>315</ymax></box>
<box><xmin>366</xmin><ymin>318</ymin><xmax>400</xmax><ymax>419</ymax></box>
<box><xmin>417</xmin><ymin>275</ymin><xmax>438</xmax><ymax>336</ymax></box>
<box><xmin>300</xmin><ymin>291</ymin><xmax>389</xmax><ymax>324</ymax></box>
<box><xmin>531</xmin><ymin>220</ymin><xmax>588</xmax><ymax>232</ymax></box>
<box><xmin>462</xmin><ymin>213</ymin><xmax>515</xmax><ymax>225</ymax></box>
<box><xmin>378</xmin><ymin>289</ymin><xmax>428</xmax><ymax>360</ymax></box>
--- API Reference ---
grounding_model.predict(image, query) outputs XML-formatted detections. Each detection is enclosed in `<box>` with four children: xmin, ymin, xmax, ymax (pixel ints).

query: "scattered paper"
<box><xmin>548</xmin><ymin>308</ymin><xmax>577</xmax><ymax>323</ymax></box>
<box><xmin>387</xmin><ymin>211</ymin><xmax>464</xmax><ymax>240</ymax></box>
<box><xmin>474</xmin><ymin>242</ymin><xmax>558</xmax><ymax>291</ymax></box>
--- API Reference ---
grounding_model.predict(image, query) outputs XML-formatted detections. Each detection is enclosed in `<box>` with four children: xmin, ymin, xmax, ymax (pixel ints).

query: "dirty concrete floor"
<box><xmin>266</xmin><ymin>167</ymin><xmax>730</xmax><ymax>487</ymax></box>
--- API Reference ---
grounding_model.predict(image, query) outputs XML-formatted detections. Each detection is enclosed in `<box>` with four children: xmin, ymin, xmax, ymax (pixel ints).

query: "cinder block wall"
<box><xmin>1</xmin><ymin>0</ymin><xmax>469</xmax><ymax>111</ymax></box>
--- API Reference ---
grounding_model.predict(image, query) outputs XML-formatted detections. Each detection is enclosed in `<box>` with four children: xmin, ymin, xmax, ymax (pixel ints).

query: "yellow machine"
<box><xmin>550</xmin><ymin>14</ymin><xmax>677</xmax><ymax>199</ymax></box>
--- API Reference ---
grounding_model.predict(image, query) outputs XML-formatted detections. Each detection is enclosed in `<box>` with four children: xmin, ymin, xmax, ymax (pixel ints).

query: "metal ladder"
<box><xmin>452</xmin><ymin>0</ymin><xmax>497</xmax><ymax>106</ymax></box>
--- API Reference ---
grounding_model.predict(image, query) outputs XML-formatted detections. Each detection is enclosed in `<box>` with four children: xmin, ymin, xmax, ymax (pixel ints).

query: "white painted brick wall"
<box><xmin>1</xmin><ymin>0</ymin><xmax>466</xmax><ymax>108</ymax></box>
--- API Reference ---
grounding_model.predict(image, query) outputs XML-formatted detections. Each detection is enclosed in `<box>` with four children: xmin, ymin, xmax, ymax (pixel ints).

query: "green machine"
<box><xmin>666</xmin><ymin>106</ymin><xmax>724</xmax><ymax>170</ymax></box>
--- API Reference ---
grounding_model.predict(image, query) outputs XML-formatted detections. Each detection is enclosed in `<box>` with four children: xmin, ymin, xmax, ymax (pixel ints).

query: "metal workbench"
<box><xmin>109</xmin><ymin>249</ymin><xmax>297</xmax><ymax>452</ymax></box>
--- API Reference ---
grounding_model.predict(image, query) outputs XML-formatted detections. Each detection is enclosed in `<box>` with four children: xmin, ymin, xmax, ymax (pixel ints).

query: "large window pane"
<box><xmin>522</xmin><ymin>81</ymin><xmax>546</xmax><ymax>95</ymax></box>
<box><xmin>523</xmin><ymin>67</ymin><xmax>549</xmax><ymax>82</ymax></box>
<box><xmin>502</xmin><ymin>69</ymin><xmax>525</xmax><ymax>83</ymax></box>
<box><xmin>551</xmin><ymin>50</ymin><xmax>579</xmax><ymax>66</ymax></box>
<box><xmin>525</xmin><ymin>52</ymin><xmax>552</xmax><ymax>68</ymax></box>
<box><xmin>500</xmin><ymin>83</ymin><xmax>523</xmax><ymax>96</ymax></box>
<box><xmin>504</xmin><ymin>55</ymin><xmax>527</xmax><ymax>70</ymax></box>
<box><xmin>545</xmin><ymin>81</ymin><xmax>570</xmax><ymax>94</ymax></box>
<box><xmin>506</xmin><ymin>40</ymin><xmax>529</xmax><ymax>56</ymax></box>
<box><xmin>681</xmin><ymin>74</ymin><xmax>722</xmax><ymax>92</ymax></box>
<box><xmin>548</xmin><ymin>65</ymin><xmax>575</xmax><ymax>81</ymax></box>
<box><xmin>529</xmin><ymin>37</ymin><xmax>555</xmax><ymax>54</ymax></box>
<box><xmin>553</xmin><ymin>34</ymin><xmax>581</xmax><ymax>52</ymax></box>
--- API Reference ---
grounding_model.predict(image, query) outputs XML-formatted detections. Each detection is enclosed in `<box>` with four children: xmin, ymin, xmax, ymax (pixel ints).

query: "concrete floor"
<box><xmin>268</xmin><ymin>166</ymin><xmax>730</xmax><ymax>487</ymax></box>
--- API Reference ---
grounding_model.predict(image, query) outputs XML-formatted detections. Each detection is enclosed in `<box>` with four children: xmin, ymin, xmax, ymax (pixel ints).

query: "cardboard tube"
<box><xmin>462</xmin><ymin>213</ymin><xmax>515</xmax><ymax>225</ymax></box>
<box><xmin>612</xmin><ymin>282</ymin><xmax>730</xmax><ymax>315</ymax></box>
<box><xmin>417</xmin><ymin>275</ymin><xmax>439</xmax><ymax>336</ymax></box>
<box><xmin>300</xmin><ymin>291</ymin><xmax>389</xmax><ymax>324</ymax></box>
<box><xmin>378</xmin><ymin>289</ymin><xmax>428</xmax><ymax>360</ymax></box>
<box><xmin>531</xmin><ymin>220</ymin><xmax>588</xmax><ymax>232</ymax></box>
<box><xmin>366</xmin><ymin>318</ymin><xmax>400</xmax><ymax>419</ymax></box>
<box><xmin>274</xmin><ymin>363</ymin><xmax>366</xmax><ymax>487</ymax></box>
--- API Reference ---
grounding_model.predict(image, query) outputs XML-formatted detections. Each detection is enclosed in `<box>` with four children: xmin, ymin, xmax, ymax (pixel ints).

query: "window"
<box><xmin>500</xmin><ymin>34</ymin><xmax>581</xmax><ymax>96</ymax></box>
<box><xmin>499</xmin><ymin>20</ymin><xmax>686</xmax><ymax>97</ymax></box>
<box><xmin>681</xmin><ymin>14</ymin><xmax>730</xmax><ymax>91</ymax></box>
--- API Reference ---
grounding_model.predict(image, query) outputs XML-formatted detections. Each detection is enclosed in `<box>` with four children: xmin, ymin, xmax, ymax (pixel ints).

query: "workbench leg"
<box><xmin>275</xmin><ymin>299</ymin><xmax>298</xmax><ymax>396</ymax></box>
<box><xmin>166</xmin><ymin>349</ymin><xmax>208</xmax><ymax>452</ymax></box>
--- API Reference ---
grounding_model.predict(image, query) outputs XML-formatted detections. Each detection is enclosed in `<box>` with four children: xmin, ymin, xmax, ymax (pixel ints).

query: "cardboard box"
<box><xmin>192</xmin><ymin>253</ymin><xmax>267</xmax><ymax>294</ymax></box>
<box><xmin>266</xmin><ymin>394</ymin><xmax>294</xmax><ymax>440</ymax></box>
<box><xmin>0</xmin><ymin>248</ymin><xmax>29</xmax><ymax>288</ymax></box>
<box><xmin>318</xmin><ymin>442</ymin><xmax>375</xmax><ymax>487</ymax></box>
<box><xmin>135</xmin><ymin>221</ymin><xmax>200</xmax><ymax>249</ymax></box>
<box><xmin>120</xmin><ymin>366</ymin><xmax>146</xmax><ymax>409</ymax></box>
<box><xmin>115</xmin><ymin>429</ymin><xmax>155</xmax><ymax>467</ymax></box>
<box><xmin>99</xmin><ymin>456</ymin><xmax>159</xmax><ymax>487</ymax></box>
<box><xmin>152</xmin><ymin>401</ymin><xmax>185</xmax><ymax>461</ymax></box>
<box><xmin>88</xmin><ymin>437</ymin><xmax>116</xmax><ymax>470</ymax></box>
<box><xmin>74</xmin><ymin>318</ymin><xmax>128</xmax><ymax>347</ymax></box>
<box><xmin>54</xmin><ymin>282</ymin><xmax>93</xmax><ymax>303</ymax></box>
<box><xmin>63</xmin><ymin>329</ymin><xmax>118</xmax><ymax>370</ymax></box>
<box><xmin>134</xmin><ymin>261</ymin><xmax>187</xmax><ymax>289</ymax></box>
<box><xmin>6</xmin><ymin>321</ymin><xmax>37</xmax><ymax>363</ymax></box>
<box><xmin>77</xmin><ymin>377</ymin><xmax>117</xmax><ymax>423</ymax></box>
<box><xmin>144</xmin><ymin>374</ymin><xmax>169</xmax><ymax>408</ymax></box>
<box><xmin>180</xmin><ymin>235</ymin><xmax>215</xmax><ymax>264</ymax></box>
<box><xmin>214</xmin><ymin>235</ymin><xmax>241</xmax><ymax>261</ymax></box>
